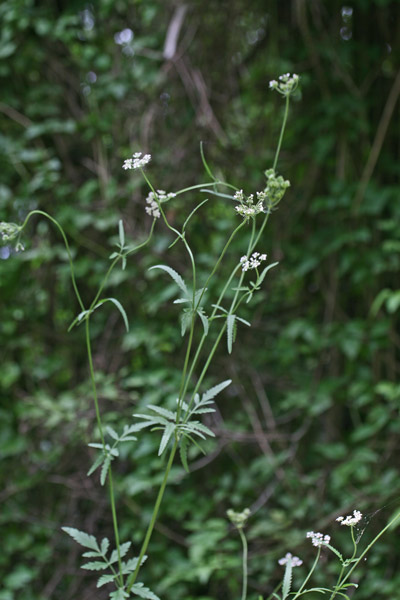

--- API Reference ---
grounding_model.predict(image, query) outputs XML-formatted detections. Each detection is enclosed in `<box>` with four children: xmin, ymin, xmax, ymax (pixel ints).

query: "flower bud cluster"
<box><xmin>123</xmin><ymin>152</ymin><xmax>151</xmax><ymax>170</ymax></box>
<box><xmin>306</xmin><ymin>531</ymin><xmax>331</xmax><ymax>547</ymax></box>
<box><xmin>227</xmin><ymin>508</ymin><xmax>251</xmax><ymax>529</ymax></box>
<box><xmin>145</xmin><ymin>190</ymin><xmax>176</xmax><ymax>219</ymax></box>
<box><xmin>234</xmin><ymin>190</ymin><xmax>264</xmax><ymax>218</ymax></box>
<box><xmin>269</xmin><ymin>73</ymin><xmax>299</xmax><ymax>96</ymax></box>
<box><xmin>264</xmin><ymin>169</ymin><xmax>290</xmax><ymax>209</ymax></box>
<box><xmin>240</xmin><ymin>252</ymin><xmax>267</xmax><ymax>272</ymax></box>
<box><xmin>0</xmin><ymin>221</ymin><xmax>21</xmax><ymax>243</ymax></box>
<box><xmin>336</xmin><ymin>510</ymin><xmax>362</xmax><ymax>527</ymax></box>
<box><xmin>278</xmin><ymin>552</ymin><xmax>303</xmax><ymax>567</ymax></box>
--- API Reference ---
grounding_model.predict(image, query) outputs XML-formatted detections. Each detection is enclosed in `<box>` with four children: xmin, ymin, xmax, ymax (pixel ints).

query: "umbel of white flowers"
<box><xmin>240</xmin><ymin>252</ymin><xmax>267</xmax><ymax>272</ymax></box>
<box><xmin>307</xmin><ymin>531</ymin><xmax>331</xmax><ymax>547</ymax></box>
<box><xmin>145</xmin><ymin>190</ymin><xmax>176</xmax><ymax>219</ymax></box>
<box><xmin>336</xmin><ymin>510</ymin><xmax>363</xmax><ymax>527</ymax></box>
<box><xmin>269</xmin><ymin>73</ymin><xmax>299</xmax><ymax>96</ymax></box>
<box><xmin>122</xmin><ymin>152</ymin><xmax>151</xmax><ymax>170</ymax></box>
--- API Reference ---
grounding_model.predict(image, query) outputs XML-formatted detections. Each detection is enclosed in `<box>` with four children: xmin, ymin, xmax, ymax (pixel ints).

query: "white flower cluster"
<box><xmin>336</xmin><ymin>510</ymin><xmax>362</xmax><ymax>527</ymax></box>
<box><xmin>122</xmin><ymin>152</ymin><xmax>151</xmax><ymax>170</ymax></box>
<box><xmin>234</xmin><ymin>190</ymin><xmax>264</xmax><ymax>218</ymax></box>
<box><xmin>145</xmin><ymin>190</ymin><xmax>176</xmax><ymax>219</ymax></box>
<box><xmin>269</xmin><ymin>73</ymin><xmax>299</xmax><ymax>96</ymax></box>
<box><xmin>278</xmin><ymin>552</ymin><xmax>303</xmax><ymax>567</ymax></box>
<box><xmin>240</xmin><ymin>252</ymin><xmax>267</xmax><ymax>272</ymax></box>
<box><xmin>307</xmin><ymin>531</ymin><xmax>331</xmax><ymax>547</ymax></box>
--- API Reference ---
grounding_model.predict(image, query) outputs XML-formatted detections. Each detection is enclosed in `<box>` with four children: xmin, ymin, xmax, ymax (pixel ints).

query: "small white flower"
<box><xmin>240</xmin><ymin>251</ymin><xmax>267</xmax><ymax>272</ymax></box>
<box><xmin>270</xmin><ymin>73</ymin><xmax>299</xmax><ymax>96</ymax></box>
<box><xmin>336</xmin><ymin>510</ymin><xmax>362</xmax><ymax>527</ymax></box>
<box><xmin>306</xmin><ymin>531</ymin><xmax>331</xmax><ymax>547</ymax></box>
<box><xmin>122</xmin><ymin>152</ymin><xmax>151</xmax><ymax>170</ymax></box>
<box><xmin>278</xmin><ymin>552</ymin><xmax>303</xmax><ymax>567</ymax></box>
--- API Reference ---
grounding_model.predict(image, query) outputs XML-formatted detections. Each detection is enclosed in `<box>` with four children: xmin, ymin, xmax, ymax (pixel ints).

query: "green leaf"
<box><xmin>149</xmin><ymin>264</ymin><xmax>188</xmax><ymax>296</ymax></box>
<box><xmin>159</xmin><ymin>422</ymin><xmax>175</xmax><ymax>456</ymax></box>
<box><xmin>130</xmin><ymin>582</ymin><xmax>160</xmax><ymax>600</ymax></box>
<box><xmin>181</xmin><ymin>308</ymin><xmax>193</xmax><ymax>336</ymax></box>
<box><xmin>201</xmin><ymin>379</ymin><xmax>232</xmax><ymax>403</ymax></box>
<box><xmin>96</xmin><ymin>297</ymin><xmax>129</xmax><ymax>332</ymax></box>
<box><xmin>81</xmin><ymin>560</ymin><xmax>109</xmax><ymax>571</ymax></box>
<box><xmin>97</xmin><ymin>574</ymin><xmax>115</xmax><ymax>588</ymax></box>
<box><xmin>82</xmin><ymin>551</ymin><xmax>101</xmax><ymax>558</ymax></box>
<box><xmin>147</xmin><ymin>405</ymin><xmax>176</xmax><ymax>420</ymax></box>
<box><xmin>100</xmin><ymin>455</ymin><xmax>111</xmax><ymax>486</ymax></box>
<box><xmin>185</xmin><ymin>421</ymin><xmax>215</xmax><ymax>438</ymax></box>
<box><xmin>110</xmin><ymin>590</ymin><xmax>129</xmax><ymax>600</ymax></box>
<box><xmin>122</xmin><ymin>555</ymin><xmax>147</xmax><ymax>574</ymax></box>
<box><xmin>257</xmin><ymin>261</ymin><xmax>279</xmax><ymax>285</ymax></box>
<box><xmin>182</xmin><ymin>199</ymin><xmax>209</xmax><ymax>231</ymax></box>
<box><xmin>106</xmin><ymin>426</ymin><xmax>119</xmax><ymax>440</ymax></box>
<box><xmin>87</xmin><ymin>452</ymin><xmax>105</xmax><ymax>477</ymax></box>
<box><xmin>61</xmin><ymin>527</ymin><xmax>99</xmax><ymax>551</ymax></box>
<box><xmin>282</xmin><ymin>557</ymin><xmax>292</xmax><ymax>600</ymax></box>
<box><xmin>227</xmin><ymin>314</ymin><xmax>235</xmax><ymax>354</ymax></box>
<box><xmin>200</xmin><ymin>141</ymin><xmax>217</xmax><ymax>182</ymax></box>
<box><xmin>101</xmin><ymin>538</ymin><xmax>110</xmax><ymax>555</ymax></box>
<box><xmin>197</xmin><ymin>309</ymin><xmax>209</xmax><ymax>335</ymax></box>
<box><xmin>119</xmin><ymin>219</ymin><xmax>125</xmax><ymax>247</ymax></box>
<box><xmin>110</xmin><ymin>542</ymin><xmax>131</xmax><ymax>564</ymax></box>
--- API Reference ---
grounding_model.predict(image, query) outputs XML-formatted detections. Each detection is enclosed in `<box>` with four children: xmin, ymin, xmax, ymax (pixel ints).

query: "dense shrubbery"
<box><xmin>1</xmin><ymin>1</ymin><xmax>400</xmax><ymax>599</ymax></box>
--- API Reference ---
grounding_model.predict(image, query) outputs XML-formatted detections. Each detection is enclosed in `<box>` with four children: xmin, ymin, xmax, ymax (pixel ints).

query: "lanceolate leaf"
<box><xmin>96</xmin><ymin>297</ymin><xmax>129</xmax><ymax>332</ymax></box>
<box><xmin>149</xmin><ymin>264</ymin><xmax>188</xmax><ymax>296</ymax></box>
<box><xmin>100</xmin><ymin>455</ymin><xmax>111</xmax><ymax>486</ymax></box>
<box><xmin>201</xmin><ymin>379</ymin><xmax>232</xmax><ymax>403</ymax></box>
<box><xmin>61</xmin><ymin>527</ymin><xmax>99</xmax><ymax>551</ymax></box>
<box><xmin>81</xmin><ymin>560</ymin><xmax>109</xmax><ymax>571</ymax></box>
<box><xmin>158</xmin><ymin>422</ymin><xmax>175</xmax><ymax>456</ymax></box>
<box><xmin>282</xmin><ymin>557</ymin><xmax>292</xmax><ymax>600</ymax></box>
<box><xmin>227</xmin><ymin>313</ymin><xmax>235</xmax><ymax>354</ymax></box>
<box><xmin>97</xmin><ymin>574</ymin><xmax>116</xmax><ymax>588</ymax></box>
<box><xmin>130</xmin><ymin>582</ymin><xmax>160</xmax><ymax>600</ymax></box>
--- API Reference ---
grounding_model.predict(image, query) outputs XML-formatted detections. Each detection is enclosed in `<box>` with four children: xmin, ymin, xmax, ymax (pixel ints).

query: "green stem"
<box><xmin>238</xmin><ymin>528</ymin><xmax>248</xmax><ymax>600</ymax></box>
<box><xmin>334</xmin><ymin>511</ymin><xmax>400</xmax><ymax>594</ymax></box>
<box><xmin>108</xmin><ymin>466</ymin><xmax>124</xmax><ymax>585</ymax></box>
<box><xmin>126</xmin><ymin>441</ymin><xmax>178</xmax><ymax>593</ymax></box>
<box><xmin>273</xmin><ymin>94</ymin><xmax>290</xmax><ymax>172</ymax></box>
<box><xmin>20</xmin><ymin>210</ymin><xmax>84</xmax><ymax>311</ymax></box>
<box><xmin>293</xmin><ymin>547</ymin><xmax>321</xmax><ymax>599</ymax></box>
<box><xmin>85</xmin><ymin>318</ymin><xmax>104</xmax><ymax>445</ymax></box>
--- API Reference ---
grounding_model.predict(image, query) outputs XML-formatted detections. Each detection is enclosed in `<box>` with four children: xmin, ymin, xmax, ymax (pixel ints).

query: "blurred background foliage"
<box><xmin>1</xmin><ymin>0</ymin><xmax>400</xmax><ymax>599</ymax></box>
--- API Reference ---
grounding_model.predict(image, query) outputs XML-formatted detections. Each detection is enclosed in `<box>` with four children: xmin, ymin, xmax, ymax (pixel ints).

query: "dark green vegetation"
<box><xmin>1</xmin><ymin>1</ymin><xmax>400</xmax><ymax>599</ymax></box>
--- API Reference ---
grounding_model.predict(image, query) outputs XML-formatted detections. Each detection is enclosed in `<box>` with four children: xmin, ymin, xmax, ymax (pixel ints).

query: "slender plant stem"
<box><xmin>333</xmin><ymin>511</ymin><xmax>400</xmax><ymax>594</ymax></box>
<box><xmin>108</xmin><ymin>466</ymin><xmax>124</xmax><ymax>585</ymax></box>
<box><xmin>126</xmin><ymin>441</ymin><xmax>178</xmax><ymax>593</ymax></box>
<box><xmin>273</xmin><ymin>94</ymin><xmax>290</xmax><ymax>172</ymax></box>
<box><xmin>293</xmin><ymin>547</ymin><xmax>321</xmax><ymax>599</ymax></box>
<box><xmin>238</xmin><ymin>528</ymin><xmax>248</xmax><ymax>600</ymax></box>
<box><xmin>20</xmin><ymin>210</ymin><xmax>85</xmax><ymax>311</ymax></box>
